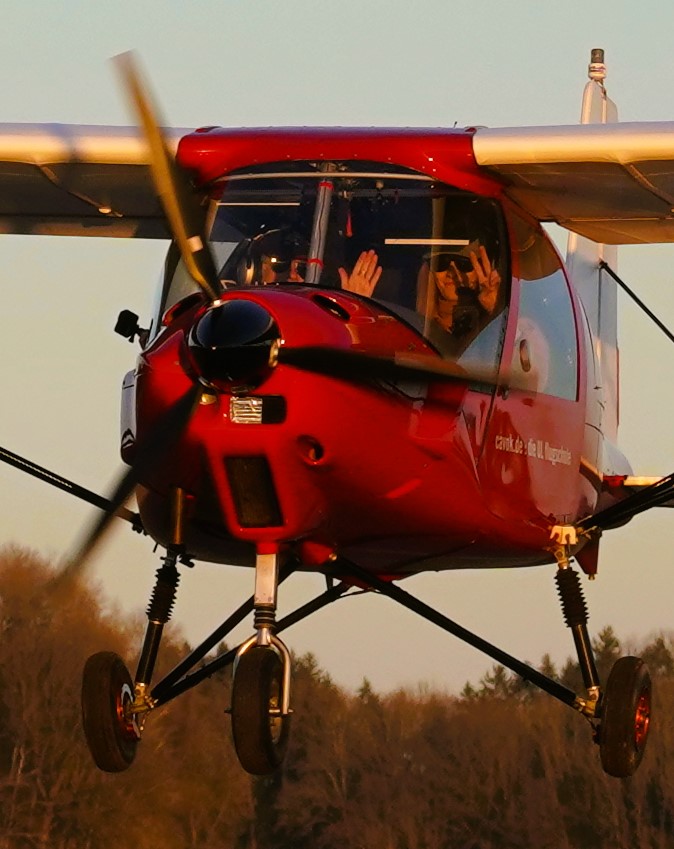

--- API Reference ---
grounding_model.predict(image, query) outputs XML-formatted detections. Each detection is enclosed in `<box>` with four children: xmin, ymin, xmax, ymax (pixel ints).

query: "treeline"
<box><xmin>0</xmin><ymin>546</ymin><xmax>673</xmax><ymax>849</ymax></box>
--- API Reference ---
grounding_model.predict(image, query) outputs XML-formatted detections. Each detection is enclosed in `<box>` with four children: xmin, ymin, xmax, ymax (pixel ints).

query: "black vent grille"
<box><xmin>225</xmin><ymin>456</ymin><xmax>283</xmax><ymax>528</ymax></box>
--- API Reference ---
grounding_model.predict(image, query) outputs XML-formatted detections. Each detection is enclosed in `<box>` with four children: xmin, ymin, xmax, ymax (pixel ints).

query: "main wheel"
<box><xmin>81</xmin><ymin>651</ymin><xmax>140</xmax><ymax>773</ymax></box>
<box><xmin>231</xmin><ymin>646</ymin><xmax>290</xmax><ymax>775</ymax></box>
<box><xmin>599</xmin><ymin>656</ymin><xmax>651</xmax><ymax>778</ymax></box>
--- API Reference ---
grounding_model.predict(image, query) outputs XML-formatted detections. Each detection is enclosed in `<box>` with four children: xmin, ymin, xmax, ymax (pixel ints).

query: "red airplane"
<box><xmin>1</xmin><ymin>49</ymin><xmax>671</xmax><ymax>779</ymax></box>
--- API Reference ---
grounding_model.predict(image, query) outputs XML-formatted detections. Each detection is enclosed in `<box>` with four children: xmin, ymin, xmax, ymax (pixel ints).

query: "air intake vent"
<box><xmin>225</xmin><ymin>456</ymin><xmax>283</xmax><ymax>528</ymax></box>
<box><xmin>311</xmin><ymin>294</ymin><xmax>351</xmax><ymax>321</ymax></box>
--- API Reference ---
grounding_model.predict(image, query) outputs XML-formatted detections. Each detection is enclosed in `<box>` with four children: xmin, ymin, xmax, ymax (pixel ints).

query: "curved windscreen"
<box><xmin>172</xmin><ymin>162</ymin><xmax>509</xmax><ymax>368</ymax></box>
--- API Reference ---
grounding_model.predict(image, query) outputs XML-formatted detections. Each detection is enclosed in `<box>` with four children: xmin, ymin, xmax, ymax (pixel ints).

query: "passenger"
<box><xmin>418</xmin><ymin>243</ymin><xmax>502</xmax><ymax>357</ymax></box>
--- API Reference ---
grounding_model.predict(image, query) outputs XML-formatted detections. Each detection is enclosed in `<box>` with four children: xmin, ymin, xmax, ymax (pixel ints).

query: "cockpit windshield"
<box><xmin>163</xmin><ymin>161</ymin><xmax>509</xmax><ymax>368</ymax></box>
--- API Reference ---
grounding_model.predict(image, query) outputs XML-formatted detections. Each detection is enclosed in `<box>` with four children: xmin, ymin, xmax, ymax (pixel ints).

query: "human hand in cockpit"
<box><xmin>468</xmin><ymin>246</ymin><xmax>501</xmax><ymax>315</ymax></box>
<box><xmin>445</xmin><ymin>246</ymin><xmax>500</xmax><ymax>315</ymax></box>
<box><xmin>339</xmin><ymin>250</ymin><xmax>382</xmax><ymax>297</ymax></box>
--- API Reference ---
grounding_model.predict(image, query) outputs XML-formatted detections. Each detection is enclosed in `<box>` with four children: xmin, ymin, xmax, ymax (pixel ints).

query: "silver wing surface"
<box><xmin>0</xmin><ymin>124</ymin><xmax>189</xmax><ymax>238</ymax></box>
<box><xmin>473</xmin><ymin>122</ymin><xmax>674</xmax><ymax>244</ymax></box>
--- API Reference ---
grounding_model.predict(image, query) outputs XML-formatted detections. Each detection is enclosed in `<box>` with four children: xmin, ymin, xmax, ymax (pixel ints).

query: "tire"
<box><xmin>231</xmin><ymin>646</ymin><xmax>290</xmax><ymax>775</ymax></box>
<box><xmin>599</xmin><ymin>656</ymin><xmax>651</xmax><ymax>778</ymax></box>
<box><xmin>81</xmin><ymin>651</ymin><xmax>140</xmax><ymax>773</ymax></box>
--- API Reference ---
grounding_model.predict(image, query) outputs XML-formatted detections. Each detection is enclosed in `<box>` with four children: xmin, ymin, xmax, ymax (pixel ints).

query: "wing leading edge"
<box><xmin>3</xmin><ymin>120</ymin><xmax>674</xmax><ymax>245</ymax></box>
<box><xmin>473</xmin><ymin>122</ymin><xmax>674</xmax><ymax>244</ymax></box>
<box><xmin>0</xmin><ymin>124</ymin><xmax>189</xmax><ymax>238</ymax></box>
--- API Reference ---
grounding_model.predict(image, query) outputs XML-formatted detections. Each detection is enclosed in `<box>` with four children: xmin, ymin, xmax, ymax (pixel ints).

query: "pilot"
<box><xmin>222</xmin><ymin>230</ymin><xmax>301</xmax><ymax>286</ymax></box>
<box><xmin>338</xmin><ymin>249</ymin><xmax>382</xmax><ymax>296</ymax></box>
<box><xmin>260</xmin><ymin>253</ymin><xmax>306</xmax><ymax>284</ymax></box>
<box><xmin>224</xmin><ymin>225</ymin><xmax>385</xmax><ymax>293</ymax></box>
<box><xmin>261</xmin><ymin>243</ymin><xmax>383</xmax><ymax>295</ymax></box>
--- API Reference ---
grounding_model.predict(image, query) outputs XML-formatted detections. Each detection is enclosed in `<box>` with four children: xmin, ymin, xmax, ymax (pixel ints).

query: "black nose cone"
<box><xmin>189</xmin><ymin>300</ymin><xmax>279</xmax><ymax>386</ymax></box>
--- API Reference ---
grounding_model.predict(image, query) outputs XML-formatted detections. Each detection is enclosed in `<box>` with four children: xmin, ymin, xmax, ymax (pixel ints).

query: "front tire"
<box><xmin>81</xmin><ymin>651</ymin><xmax>140</xmax><ymax>773</ymax></box>
<box><xmin>599</xmin><ymin>656</ymin><xmax>651</xmax><ymax>778</ymax></box>
<box><xmin>231</xmin><ymin>646</ymin><xmax>290</xmax><ymax>775</ymax></box>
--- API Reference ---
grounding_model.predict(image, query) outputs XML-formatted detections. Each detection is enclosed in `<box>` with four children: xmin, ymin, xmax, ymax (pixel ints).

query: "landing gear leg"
<box><xmin>553</xmin><ymin>541</ymin><xmax>652</xmax><ymax>777</ymax></box>
<box><xmin>81</xmin><ymin>487</ymin><xmax>187</xmax><ymax>772</ymax></box>
<box><xmin>133</xmin><ymin>546</ymin><xmax>182</xmax><ymax>707</ymax></box>
<box><xmin>231</xmin><ymin>548</ymin><xmax>292</xmax><ymax>775</ymax></box>
<box><xmin>553</xmin><ymin>553</ymin><xmax>601</xmax><ymax>714</ymax></box>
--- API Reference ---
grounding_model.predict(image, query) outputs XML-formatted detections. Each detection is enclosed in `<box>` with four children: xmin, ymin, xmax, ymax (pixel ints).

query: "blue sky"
<box><xmin>0</xmin><ymin>1</ymin><xmax>673</xmax><ymax>694</ymax></box>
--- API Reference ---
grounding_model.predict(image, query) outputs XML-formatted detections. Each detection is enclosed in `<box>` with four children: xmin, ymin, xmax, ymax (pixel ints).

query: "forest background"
<box><xmin>0</xmin><ymin>547</ymin><xmax>672</xmax><ymax>849</ymax></box>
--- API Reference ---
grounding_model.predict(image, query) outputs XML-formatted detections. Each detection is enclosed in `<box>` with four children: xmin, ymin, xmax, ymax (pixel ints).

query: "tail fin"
<box><xmin>566</xmin><ymin>49</ymin><xmax>621</xmax><ymax>451</ymax></box>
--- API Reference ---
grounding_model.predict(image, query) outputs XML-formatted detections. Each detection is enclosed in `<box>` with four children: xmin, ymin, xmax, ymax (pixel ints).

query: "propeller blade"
<box><xmin>54</xmin><ymin>384</ymin><xmax>202</xmax><ymax>590</ymax></box>
<box><xmin>276</xmin><ymin>346</ymin><xmax>512</xmax><ymax>391</ymax></box>
<box><xmin>114</xmin><ymin>52</ymin><xmax>221</xmax><ymax>300</ymax></box>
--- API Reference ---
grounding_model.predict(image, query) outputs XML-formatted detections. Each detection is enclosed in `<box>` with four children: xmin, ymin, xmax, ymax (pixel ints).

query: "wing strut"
<box><xmin>578</xmin><ymin>471</ymin><xmax>674</xmax><ymax>533</ymax></box>
<box><xmin>150</xmin><ymin>573</ymin><xmax>352</xmax><ymax>708</ymax></box>
<box><xmin>600</xmin><ymin>260</ymin><xmax>674</xmax><ymax>346</ymax></box>
<box><xmin>333</xmin><ymin>558</ymin><xmax>580</xmax><ymax>710</ymax></box>
<box><xmin>0</xmin><ymin>443</ymin><xmax>143</xmax><ymax>532</ymax></box>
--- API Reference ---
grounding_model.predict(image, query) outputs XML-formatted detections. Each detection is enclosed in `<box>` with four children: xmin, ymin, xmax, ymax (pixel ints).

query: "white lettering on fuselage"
<box><xmin>494</xmin><ymin>434</ymin><xmax>572</xmax><ymax>467</ymax></box>
<box><xmin>494</xmin><ymin>433</ymin><xmax>524</xmax><ymax>455</ymax></box>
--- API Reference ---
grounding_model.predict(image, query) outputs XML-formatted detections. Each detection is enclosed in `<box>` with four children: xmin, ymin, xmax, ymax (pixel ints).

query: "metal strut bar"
<box><xmin>150</xmin><ymin>561</ymin><xmax>295</xmax><ymax>702</ymax></box>
<box><xmin>0</xmin><ymin>443</ymin><xmax>143</xmax><ymax>531</ymax></box>
<box><xmin>577</xmin><ymin>469</ymin><xmax>674</xmax><ymax>532</ymax></box>
<box><xmin>599</xmin><ymin>260</ymin><xmax>674</xmax><ymax>346</ymax></box>
<box><xmin>335</xmin><ymin>559</ymin><xmax>580</xmax><ymax>710</ymax></box>
<box><xmin>151</xmin><ymin>579</ymin><xmax>351</xmax><ymax>708</ymax></box>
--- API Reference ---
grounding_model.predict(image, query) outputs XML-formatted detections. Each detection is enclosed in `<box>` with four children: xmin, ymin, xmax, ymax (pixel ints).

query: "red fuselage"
<box><xmin>121</xmin><ymin>128</ymin><xmax>603</xmax><ymax>575</ymax></box>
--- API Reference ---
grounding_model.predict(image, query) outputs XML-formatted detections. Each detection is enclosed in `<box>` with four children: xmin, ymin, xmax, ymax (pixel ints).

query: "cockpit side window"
<box><xmin>507</xmin><ymin>211</ymin><xmax>578</xmax><ymax>400</ymax></box>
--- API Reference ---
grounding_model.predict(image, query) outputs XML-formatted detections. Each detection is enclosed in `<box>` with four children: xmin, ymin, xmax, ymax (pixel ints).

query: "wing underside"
<box><xmin>0</xmin><ymin>124</ymin><xmax>189</xmax><ymax>238</ymax></box>
<box><xmin>473</xmin><ymin>122</ymin><xmax>674</xmax><ymax>244</ymax></box>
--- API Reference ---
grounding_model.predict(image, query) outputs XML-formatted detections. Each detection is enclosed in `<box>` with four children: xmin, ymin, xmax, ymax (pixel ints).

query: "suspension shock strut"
<box><xmin>135</xmin><ymin>551</ymin><xmax>181</xmax><ymax>686</ymax></box>
<box><xmin>235</xmin><ymin>547</ymin><xmax>292</xmax><ymax>717</ymax></box>
<box><xmin>555</xmin><ymin>562</ymin><xmax>601</xmax><ymax>707</ymax></box>
<box><xmin>134</xmin><ymin>488</ymin><xmax>187</xmax><ymax>707</ymax></box>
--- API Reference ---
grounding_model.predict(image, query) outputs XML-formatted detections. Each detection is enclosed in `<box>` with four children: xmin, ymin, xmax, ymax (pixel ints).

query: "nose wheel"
<box><xmin>81</xmin><ymin>651</ymin><xmax>141</xmax><ymax>773</ymax></box>
<box><xmin>231</xmin><ymin>645</ymin><xmax>291</xmax><ymax>774</ymax></box>
<box><xmin>230</xmin><ymin>548</ymin><xmax>293</xmax><ymax>774</ymax></box>
<box><xmin>598</xmin><ymin>656</ymin><xmax>652</xmax><ymax>778</ymax></box>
